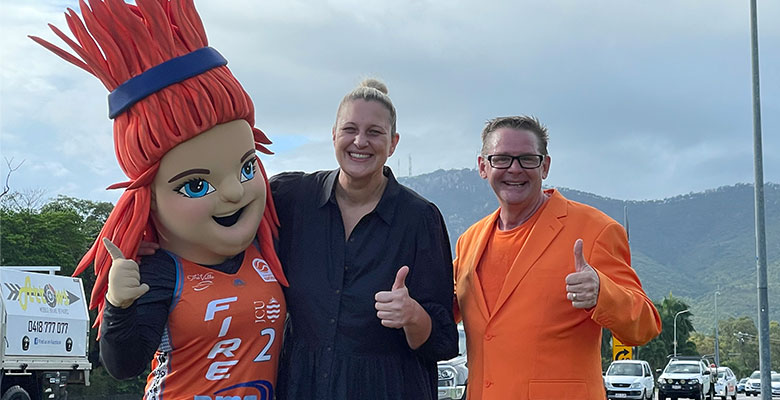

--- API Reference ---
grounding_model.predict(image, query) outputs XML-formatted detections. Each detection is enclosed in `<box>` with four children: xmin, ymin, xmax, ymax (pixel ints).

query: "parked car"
<box><xmin>437</xmin><ymin>324</ymin><xmax>467</xmax><ymax>400</ymax></box>
<box><xmin>737</xmin><ymin>377</ymin><xmax>748</xmax><ymax>393</ymax></box>
<box><xmin>603</xmin><ymin>360</ymin><xmax>654</xmax><ymax>400</ymax></box>
<box><xmin>745</xmin><ymin>369</ymin><xmax>779</xmax><ymax>396</ymax></box>
<box><xmin>656</xmin><ymin>357</ymin><xmax>712</xmax><ymax>400</ymax></box>
<box><xmin>746</xmin><ymin>370</ymin><xmax>761</xmax><ymax>396</ymax></box>
<box><xmin>771</xmin><ymin>373</ymin><xmax>780</xmax><ymax>397</ymax></box>
<box><xmin>712</xmin><ymin>367</ymin><xmax>737</xmax><ymax>400</ymax></box>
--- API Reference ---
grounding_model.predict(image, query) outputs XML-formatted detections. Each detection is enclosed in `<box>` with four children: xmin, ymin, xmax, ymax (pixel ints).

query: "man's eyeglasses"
<box><xmin>485</xmin><ymin>154</ymin><xmax>545</xmax><ymax>169</ymax></box>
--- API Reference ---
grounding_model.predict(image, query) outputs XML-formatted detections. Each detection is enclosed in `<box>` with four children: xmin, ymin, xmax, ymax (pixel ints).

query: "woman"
<box><xmin>272</xmin><ymin>79</ymin><xmax>458</xmax><ymax>400</ymax></box>
<box><xmin>31</xmin><ymin>1</ymin><xmax>287</xmax><ymax>398</ymax></box>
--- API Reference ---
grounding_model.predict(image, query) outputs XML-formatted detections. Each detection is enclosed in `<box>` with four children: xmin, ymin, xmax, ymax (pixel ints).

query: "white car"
<box><xmin>745</xmin><ymin>369</ymin><xmax>778</xmax><ymax>396</ymax></box>
<box><xmin>437</xmin><ymin>324</ymin><xmax>467</xmax><ymax>400</ymax></box>
<box><xmin>771</xmin><ymin>373</ymin><xmax>780</xmax><ymax>396</ymax></box>
<box><xmin>604</xmin><ymin>360</ymin><xmax>655</xmax><ymax>400</ymax></box>
<box><xmin>657</xmin><ymin>358</ymin><xmax>713</xmax><ymax>400</ymax></box>
<box><xmin>713</xmin><ymin>366</ymin><xmax>737</xmax><ymax>400</ymax></box>
<box><xmin>746</xmin><ymin>370</ymin><xmax>761</xmax><ymax>396</ymax></box>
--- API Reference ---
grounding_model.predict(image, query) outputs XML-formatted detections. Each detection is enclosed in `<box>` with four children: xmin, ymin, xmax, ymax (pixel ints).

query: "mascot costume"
<box><xmin>31</xmin><ymin>1</ymin><xmax>288</xmax><ymax>398</ymax></box>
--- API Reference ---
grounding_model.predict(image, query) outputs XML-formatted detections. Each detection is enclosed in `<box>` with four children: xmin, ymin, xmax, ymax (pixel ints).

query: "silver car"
<box><xmin>437</xmin><ymin>324</ymin><xmax>467</xmax><ymax>400</ymax></box>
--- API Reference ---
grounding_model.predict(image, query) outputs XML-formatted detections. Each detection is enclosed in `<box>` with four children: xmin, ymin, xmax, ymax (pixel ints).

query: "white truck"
<box><xmin>1</xmin><ymin>267</ymin><xmax>91</xmax><ymax>400</ymax></box>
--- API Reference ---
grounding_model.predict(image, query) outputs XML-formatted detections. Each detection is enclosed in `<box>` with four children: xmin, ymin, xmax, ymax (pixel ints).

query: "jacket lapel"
<box><xmin>491</xmin><ymin>190</ymin><xmax>566</xmax><ymax>315</ymax></box>
<box><xmin>466</xmin><ymin>209</ymin><xmax>500</xmax><ymax>322</ymax></box>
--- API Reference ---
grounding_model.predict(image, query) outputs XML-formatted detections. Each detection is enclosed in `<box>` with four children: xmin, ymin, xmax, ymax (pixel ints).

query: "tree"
<box><xmin>599</xmin><ymin>294</ymin><xmax>696</xmax><ymax>373</ymax></box>
<box><xmin>0</xmin><ymin>157</ymin><xmax>24</xmax><ymax>200</ymax></box>
<box><xmin>718</xmin><ymin>316</ymin><xmax>759</xmax><ymax>378</ymax></box>
<box><xmin>0</xmin><ymin>207</ymin><xmax>87</xmax><ymax>268</ymax></box>
<box><xmin>635</xmin><ymin>294</ymin><xmax>697</xmax><ymax>373</ymax></box>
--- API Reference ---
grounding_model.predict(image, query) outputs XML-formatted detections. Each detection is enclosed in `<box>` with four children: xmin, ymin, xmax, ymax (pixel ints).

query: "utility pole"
<box><xmin>408</xmin><ymin>154</ymin><xmax>412</xmax><ymax>177</ymax></box>
<box><xmin>748</xmin><ymin>1</ymin><xmax>771</xmax><ymax>399</ymax></box>
<box><xmin>623</xmin><ymin>204</ymin><xmax>637</xmax><ymax>359</ymax></box>
<box><xmin>714</xmin><ymin>287</ymin><xmax>720</xmax><ymax>366</ymax></box>
<box><xmin>623</xmin><ymin>204</ymin><xmax>630</xmax><ymax>243</ymax></box>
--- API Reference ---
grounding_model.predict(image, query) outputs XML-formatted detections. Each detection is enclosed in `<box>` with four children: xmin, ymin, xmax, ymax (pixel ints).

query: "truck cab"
<box><xmin>1</xmin><ymin>267</ymin><xmax>92</xmax><ymax>400</ymax></box>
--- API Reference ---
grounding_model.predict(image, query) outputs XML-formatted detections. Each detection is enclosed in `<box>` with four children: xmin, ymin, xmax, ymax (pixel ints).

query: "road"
<box><xmin>654</xmin><ymin>393</ymin><xmax>777</xmax><ymax>399</ymax></box>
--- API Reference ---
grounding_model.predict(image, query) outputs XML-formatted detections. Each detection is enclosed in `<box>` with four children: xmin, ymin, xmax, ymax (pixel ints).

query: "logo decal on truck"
<box><xmin>4</xmin><ymin>276</ymin><xmax>81</xmax><ymax>311</ymax></box>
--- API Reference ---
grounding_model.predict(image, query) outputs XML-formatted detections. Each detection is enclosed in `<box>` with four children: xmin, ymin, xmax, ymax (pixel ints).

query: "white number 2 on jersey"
<box><xmin>253</xmin><ymin>328</ymin><xmax>275</xmax><ymax>362</ymax></box>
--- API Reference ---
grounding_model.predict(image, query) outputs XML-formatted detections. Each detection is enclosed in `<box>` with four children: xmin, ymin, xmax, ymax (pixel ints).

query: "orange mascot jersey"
<box><xmin>145</xmin><ymin>244</ymin><xmax>286</xmax><ymax>400</ymax></box>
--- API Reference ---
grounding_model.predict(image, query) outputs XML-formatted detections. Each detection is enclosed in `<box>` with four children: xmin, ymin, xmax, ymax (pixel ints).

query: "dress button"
<box><xmin>335</xmin><ymin>289</ymin><xmax>341</xmax><ymax>294</ymax></box>
<box><xmin>485</xmin><ymin>334</ymin><xmax>493</xmax><ymax>341</ymax></box>
<box><xmin>330</xmin><ymin>318</ymin><xmax>336</xmax><ymax>324</ymax></box>
<box><xmin>323</xmin><ymin>372</ymin><xmax>329</xmax><ymax>378</ymax></box>
<box><xmin>485</xmin><ymin>381</ymin><xmax>493</xmax><ymax>388</ymax></box>
<box><xmin>344</xmin><ymin>265</ymin><xmax>349</xmax><ymax>271</ymax></box>
<box><xmin>326</xmin><ymin>346</ymin><xmax>332</xmax><ymax>351</ymax></box>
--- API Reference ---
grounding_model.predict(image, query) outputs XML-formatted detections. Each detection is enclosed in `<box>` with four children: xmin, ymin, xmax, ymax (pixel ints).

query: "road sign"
<box><xmin>612</xmin><ymin>336</ymin><xmax>633</xmax><ymax>360</ymax></box>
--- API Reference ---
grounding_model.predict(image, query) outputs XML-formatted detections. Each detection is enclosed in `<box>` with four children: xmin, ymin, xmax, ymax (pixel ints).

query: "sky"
<box><xmin>1</xmin><ymin>0</ymin><xmax>778</xmax><ymax>205</ymax></box>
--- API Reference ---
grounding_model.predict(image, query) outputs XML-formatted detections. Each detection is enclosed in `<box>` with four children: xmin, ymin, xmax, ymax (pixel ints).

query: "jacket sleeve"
<box><xmin>99</xmin><ymin>253</ymin><xmax>175</xmax><ymax>379</ymax></box>
<box><xmin>589</xmin><ymin>222</ymin><xmax>662</xmax><ymax>346</ymax></box>
<box><xmin>409</xmin><ymin>203</ymin><xmax>459</xmax><ymax>362</ymax></box>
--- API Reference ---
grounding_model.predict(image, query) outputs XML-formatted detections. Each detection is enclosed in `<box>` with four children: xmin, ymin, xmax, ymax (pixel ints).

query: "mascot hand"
<box><xmin>103</xmin><ymin>238</ymin><xmax>150</xmax><ymax>309</ymax></box>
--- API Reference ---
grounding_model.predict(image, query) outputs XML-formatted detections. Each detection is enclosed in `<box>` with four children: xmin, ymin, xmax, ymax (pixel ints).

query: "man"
<box><xmin>453</xmin><ymin>116</ymin><xmax>661</xmax><ymax>400</ymax></box>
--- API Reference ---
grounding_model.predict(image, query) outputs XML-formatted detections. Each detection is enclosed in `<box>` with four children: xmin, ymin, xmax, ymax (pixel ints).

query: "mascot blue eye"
<box><xmin>176</xmin><ymin>179</ymin><xmax>215</xmax><ymax>198</ymax></box>
<box><xmin>240</xmin><ymin>159</ymin><xmax>256</xmax><ymax>182</ymax></box>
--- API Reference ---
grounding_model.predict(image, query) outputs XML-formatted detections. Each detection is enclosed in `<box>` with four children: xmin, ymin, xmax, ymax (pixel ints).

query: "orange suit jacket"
<box><xmin>453</xmin><ymin>189</ymin><xmax>661</xmax><ymax>400</ymax></box>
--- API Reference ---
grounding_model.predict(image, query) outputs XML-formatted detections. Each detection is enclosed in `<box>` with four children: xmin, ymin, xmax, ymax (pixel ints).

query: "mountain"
<box><xmin>399</xmin><ymin>169</ymin><xmax>780</xmax><ymax>333</ymax></box>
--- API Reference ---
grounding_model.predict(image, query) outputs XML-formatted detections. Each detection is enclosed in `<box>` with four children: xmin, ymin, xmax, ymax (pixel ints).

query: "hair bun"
<box><xmin>359</xmin><ymin>78</ymin><xmax>388</xmax><ymax>95</ymax></box>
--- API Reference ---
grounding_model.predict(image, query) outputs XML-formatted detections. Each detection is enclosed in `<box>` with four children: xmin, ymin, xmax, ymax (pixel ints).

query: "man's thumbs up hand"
<box><xmin>565</xmin><ymin>239</ymin><xmax>600</xmax><ymax>309</ymax></box>
<box><xmin>104</xmin><ymin>238</ymin><xmax>149</xmax><ymax>309</ymax></box>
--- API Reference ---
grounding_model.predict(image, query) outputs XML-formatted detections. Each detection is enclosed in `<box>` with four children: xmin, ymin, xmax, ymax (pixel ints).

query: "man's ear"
<box><xmin>478</xmin><ymin>155</ymin><xmax>488</xmax><ymax>179</ymax></box>
<box><xmin>541</xmin><ymin>154</ymin><xmax>551</xmax><ymax>180</ymax></box>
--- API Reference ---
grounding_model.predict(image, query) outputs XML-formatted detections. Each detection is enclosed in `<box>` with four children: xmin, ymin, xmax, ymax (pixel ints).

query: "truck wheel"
<box><xmin>1</xmin><ymin>386</ymin><xmax>31</xmax><ymax>400</ymax></box>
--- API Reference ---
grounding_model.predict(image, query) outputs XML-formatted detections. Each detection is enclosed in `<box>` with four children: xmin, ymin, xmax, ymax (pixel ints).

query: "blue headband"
<box><xmin>107</xmin><ymin>47</ymin><xmax>227</xmax><ymax>119</ymax></box>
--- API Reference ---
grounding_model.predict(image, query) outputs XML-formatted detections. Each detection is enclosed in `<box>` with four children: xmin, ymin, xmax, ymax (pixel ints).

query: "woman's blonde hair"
<box><xmin>335</xmin><ymin>78</ymin><xmax>397</xmax><ymax>135</ymax></box>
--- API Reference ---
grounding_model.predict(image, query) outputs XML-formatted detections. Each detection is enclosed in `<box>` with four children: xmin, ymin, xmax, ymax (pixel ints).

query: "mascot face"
<box><xmin>151</xmin><ymin>119</ymin><xmax>266</xmax><ymax>264</ymax></box>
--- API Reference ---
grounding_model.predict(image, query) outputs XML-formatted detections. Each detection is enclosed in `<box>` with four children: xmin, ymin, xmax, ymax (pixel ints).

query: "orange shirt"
<box><xmin>475</xmin><ymin>208</ymin><xmax>543</xmax><ymax>314</ymax></box>
<box><xmin>146</xmin><ymin>245</ymin><xmax>286</xmax><ymax>400</ymax></box>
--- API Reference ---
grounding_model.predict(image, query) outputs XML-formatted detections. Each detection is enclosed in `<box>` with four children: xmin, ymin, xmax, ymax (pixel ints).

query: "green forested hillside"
<box><xmin>400</xmin><ymin>169</ymin><xmax>780</xmax><ymax>332</ymax></box>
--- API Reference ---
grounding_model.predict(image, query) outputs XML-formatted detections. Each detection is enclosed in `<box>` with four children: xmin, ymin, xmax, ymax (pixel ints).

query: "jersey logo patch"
<box><xmin>252</xmin><ymin>259</ymin><xmax>277</xmax><ymax>283</ymax></box>
<box><xmin>194</xmin><ymin>379</ymin><xmax>273</xmax><ymax>400</ymax></box>
<box><xmin>266</xmin><ymin>298</ymin><xmax>281</xmax><ymax>322</ymax></box>
<box><xmin>188</xmin><ymin>272</ymin><xmax>214</xmax><ymax>292</ymax></box>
